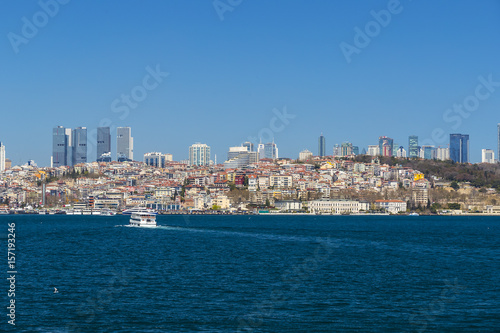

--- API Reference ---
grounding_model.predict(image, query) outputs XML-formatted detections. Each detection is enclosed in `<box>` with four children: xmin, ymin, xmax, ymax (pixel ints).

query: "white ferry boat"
<box><xmin>129</xmin><ymin>212</ymin><xmax>157</xmax><ymax>227</ymax></box>
<box><xmin>122</xmin><ymin>206</ymin><xmax>158</xmax><ymax>215</ymax></box>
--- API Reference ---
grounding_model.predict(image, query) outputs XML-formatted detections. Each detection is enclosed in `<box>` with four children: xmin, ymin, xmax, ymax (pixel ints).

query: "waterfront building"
<box><xmin>379</xmin><ymin>136</ymin><xmax>393</xmax><ymax>157</ymax></box>
<box><xmin>189</xmin><ymin>143</ymin><xmax>211</xmax><ymax>166</ymax></box>
<box><xmin>374</xmin><ymin>200</ymin><xmax>407</xmax><ymax>214</ymax></box>
<box><xmin>318</xmin><ymin>134</ymin><xmax>326</xmax><ymax>157</ymax></box>
<box><xmin>144</xmin><ymin>152</ymin><xmax>173</xmax><ymax>168</ymax></box>
<box><xmin>408</xmin><ymin>135</ymin><xmax>419</xmax><ymax>158</ymax></box>
<box><xmin>97</xmin><ymin>127</ymin><xmax>111</xmax><ymax>161</ymax></box>
<box><xmin>482</xmin><ymin>149</ymin><xmax>495</xmax><ymax>164</ymax></box>
<box><xmin>308</xmin><ymin>199</ymin><xmax>361</xmax><ymax>214</ymax></box>
<box><xmin>450</xmin><ymin>134</ymin><xmax>469</xmax><ymax>163</ymax></box>
<box><xmin>72</xmin><ymin>127</ymin><xmax>87</xmax><ymax>165</ymax></box>
<box><xmin>0</xmin><ymin>142</ymin><xmax>5</xmax><ymax>172</ymax></box>
<box><xmin>299</xmin><ymin>149</ymin><xmax>313</xmax><ymax>161</ymax></box>
<box><xmin>117</xmin><ymin>127</ymin><xmax>133</xmax><ymax>162</ymax></box>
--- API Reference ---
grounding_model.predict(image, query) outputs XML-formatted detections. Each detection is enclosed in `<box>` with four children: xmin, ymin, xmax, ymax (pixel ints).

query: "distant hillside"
<box><xmin>353</xmin><ymin>156</ymin><xmax>500</xmax><ymax>190</ymax></box>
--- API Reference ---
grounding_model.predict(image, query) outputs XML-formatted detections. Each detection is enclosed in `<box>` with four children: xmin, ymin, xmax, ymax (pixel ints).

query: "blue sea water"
<box><xmin>1</xmin><ymin>215</ymin><xmax>499</xmax><ymax>332</ymax></box>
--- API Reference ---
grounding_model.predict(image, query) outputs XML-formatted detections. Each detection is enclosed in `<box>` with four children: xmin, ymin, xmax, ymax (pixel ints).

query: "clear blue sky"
<box><xmin>1</xmin><ymin>0</ymin><xmax>500</xmax><ymax>166</ymax></box>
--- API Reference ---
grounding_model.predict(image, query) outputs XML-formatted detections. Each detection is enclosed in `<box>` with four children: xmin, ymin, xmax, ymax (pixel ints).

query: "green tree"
<box><xmin>450</xmin><ymin>181</ymin><xmax>459</xmax><ymax>191</ymax></box>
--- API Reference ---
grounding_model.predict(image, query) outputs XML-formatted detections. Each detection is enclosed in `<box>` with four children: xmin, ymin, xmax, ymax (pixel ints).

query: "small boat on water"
<box><xmin>409</xmin><ymin>212</ymin><xmax>419</xmax><ymax>216</ymax></box>
<box><xmin>0</xmin><ymin>208</ymin><xmax>9</xmax><ymax>215</ymax></box>
<box><xmin>129</xmin><ymin>212</ymin><xmax>157</xmax><ymax>227</ymax></box>
<box><xmin>100</xmin><ymin>209</ymin><xmax>117</xmax><ymax>216</ymax></box>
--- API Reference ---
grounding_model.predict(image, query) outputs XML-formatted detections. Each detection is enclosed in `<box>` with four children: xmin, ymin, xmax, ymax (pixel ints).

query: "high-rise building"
<box><xmin>318</xmin><ymin>134</ymin><xmax>325</xmax><ymax>157</ymax></box>
<box><xmin>224</xmin><ymin>145</ymin><xmax>258</xmax><ymax>169</ymax></box>
<box><xmin>379</xmin><ymin>136</ymin><xmax>393</xmax><ymax>157</ymax></box>
<box><xmin>117</xmin><ymin>127</ymin><xmax>133</xmax><ymax>162</ymax></box>
<box><xmin>52</xmin><ymin>126</ymin><xmax>70</xmax><ymax>167</ymax></box>
<box><xmin>367</xmin><ymin>145</ymin><xmax>380</xmax><ymax>156</ymax></box>
<box><xmin>341</xmin><ymin>142</ymin><xmax>353</xmax><ymax>156</ymax></box>
<box><xmin>72</xmin><ymin>127</ymin><xmax>87</xmax><ymax>165</ymax></box>
<box><xmin>482</xmin><ymin>149</ymin><xmax>495</xmax><ymax>163</ymax></box>
<box><xmin>144</xmin><ymin>152</ymin><xmax>173</xmax><ymax>168</ymax></box>
<box><xmin>242</xmin><ymin>141</ymin><xmax>254</xmax><ymax>152</ymax></box>
<box><xmin>422</xmin><ymin>145</ymin><xmax>436</xmax><ymax>160</ymax></box>
<box><xmin>450</xmin><ymin>134</ymin><xmax>469</xmax><ymax>163</ymax></box>
<box><xmin>352</xmin><ymin>146</ymin><xmax>359</xmax><ymax>156</ymax></box>
<box><xmin>0</xmin><ymin>142</ymin><xmax>5</xmax><ymax>172</ymax></box>
<box><xmin>264</xmin><ymin>142</ymin><xmax>278</xmax><ymax>160</ymax></box>
<box><xmin>299</xmin><ymin>149</ymin><xmax>313</xmax><ymax>161</ymax></box>
<box><xmin>257</xmin><ymin>142</ymin><xmax>265</xmax><ymax>160</ymax></box>
<box><xmin>408</xmin><ymin>135</ymin><xmax>419</xmax><ymax>158</ymax></box>
<box><xmin>497</xmin><ymin>123</ymin><xmax>500</xmax><ymax>162</ymax></box>
<box><xmin>333</xmin><ymin>144</ymin><xmax>341</xmax><ymax>157</ymax></box>
<box><xmin>97</xmin><ymin>127</ymin><xmax>111</xmax><ymax>161</ymax></box>
<box><xmin>436</xmin><ymin>147</ymin><xmax>450</xmax><ymax>161</ymax></box>
<box><xmin>189</xmin><ymin>143</ymin><xmax>211</xmax><ymax>166</ymax></box>
<box><xmin>396</xmin><ymin>146</ymin><xmax>407</xmax><ymax>158</ymax></box>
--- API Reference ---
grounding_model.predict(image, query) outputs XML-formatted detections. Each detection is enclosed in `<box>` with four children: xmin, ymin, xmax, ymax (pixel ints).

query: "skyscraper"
<box><xmin>189</xmin><ymin>143</ymin><xmax>211</xmax><ymax>166</ymax></box>
<box><xmin>408</xmin><ymin>135</ymin><xmax>418</xmax><ymax>158</ymax></box>
<box><xmin>341</xmin><ymin>142</ymin><xmax>352</xmax><ymax>156</ymax></box>
<box><xmin>117</xmin><ymin>127</ymin><xmax>133</xmax><ymax>162</ymax></box>
<box><xmin>450</xmin><ymin>134</ymin><xmax>469</xmax><ymax>163</ymax></box>
<box><xmin>0</xmin><ymin>142</ymin><xmax>5</xmax><ymax>172</ymax></box>
<box><xmin>72</xmin><ymin>127</ymin><xmax>87</xmax><ymax>165</ymax></box>
<box><xmin>242</xmin><ymin>141</ymin><xmax>254</xmax><ymax>152</ymax></box>
<box><xmin>378</xmin><ymin>136</ymin><xmax>393</xmax><ymax>157</ymax></box>
<box><xmin>97</xmin><ymin>127</ymin><xmax>111</xmax><ymax>161</ymax></box>
<box><xmin>52</xmin><ymin>126</ymin><xmax>70</xmax><ymax>167</ymax></box>
<box><xmin>264</xmin><ymin>142</ymin><xmax>278</xmax><ymax>160</ymax></box>
<box><xmin>257</xmin><ymin>142</ymin><xmax>265</xmax><ymax>160</ymax></box>
<box><xmin>318</xmin><ymin>134</ymin><xmax>325</xmax><ymax>157</ymax></box>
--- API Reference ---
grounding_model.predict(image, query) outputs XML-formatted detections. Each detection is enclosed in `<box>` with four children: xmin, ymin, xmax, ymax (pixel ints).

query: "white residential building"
<box><xmin>270</xmin><ymin>175</ymin><xmax>293</xmax><ymax>188</ymax></box>
<box><xmin>189</xmin><ymin>143</ymin><xmax>211</xmax><ymax>166</ymax></box>
<box><xmin>367</xmin><ymin>145</ymin><xmax>380</xmax><ymax>156</ymax></box>
<box><xmin>308</xmin><ymin>199</ymin><xmax>360</xmax><ymax>214</ymax></box>
<box><xmin>436</xmin><ymin>147</ymin><xmax>450</xmax><ymax>161</ymax></box>
<box><xmin>375</xmin><ymin>200</ymin><xmax>407</xmax><ymax>214</ymax></box>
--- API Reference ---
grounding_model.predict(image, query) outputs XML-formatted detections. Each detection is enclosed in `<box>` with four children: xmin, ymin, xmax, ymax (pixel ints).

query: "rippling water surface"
<box><xmin>2</xmin><ymin>215</ymin><xmax>499</xmax><ymax>332</ymax></box>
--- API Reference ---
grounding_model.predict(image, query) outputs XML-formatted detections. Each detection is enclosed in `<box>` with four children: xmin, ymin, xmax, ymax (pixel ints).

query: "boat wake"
<box><xmin>153</xmin><ymin>225</ymin><xmax>339</xmax><ymax>244</ymax></box>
